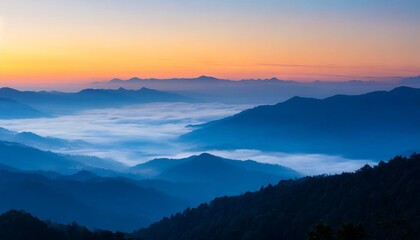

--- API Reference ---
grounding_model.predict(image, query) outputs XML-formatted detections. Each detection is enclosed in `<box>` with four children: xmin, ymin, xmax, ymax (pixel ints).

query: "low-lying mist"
<box><xmin>0</xmin><ymin>102</ymin><xmax>375</xmax><ymax>174</ymax></box>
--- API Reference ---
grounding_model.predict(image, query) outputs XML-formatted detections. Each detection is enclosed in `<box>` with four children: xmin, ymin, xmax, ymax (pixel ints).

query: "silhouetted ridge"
<box><xmin>0</xmin><ymin>87</ymin><xmax>193</xmax><ymax>114</ymax></box>
<box><xmin>196</xmin><ymin>75</ymin><xmax>219</xmax><ymax>81</ymax></box>
<box><xmin>132</xmin><ymin>153</ymin><xmax>301</xmax><ymax>204</ymax></box>
<box><xmin>136</xmin><ymin>154</ymin><xmax>420</xmax><ymax>240</ymax></box>
<box><xmin>0</xmin><ymin>167</ymin><xmax>187</xmax><ymax>231</ymax></box>
<box><xmin>0</xmin><ymin>210</ymin><xmax>139</xmax><ymax>240</ymax></box>
<box><xmin>182</xmin><ymin>87</ymin><xmax>420</xmax><ymax>159</ymax></box>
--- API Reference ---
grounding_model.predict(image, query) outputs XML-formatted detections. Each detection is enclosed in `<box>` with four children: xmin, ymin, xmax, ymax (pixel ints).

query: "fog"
<box><xmin>0</xmin><ymin>102</ymin><xmax>376</xmax><ymax>174</ymax></box>
<box><xmin>0</xmin><ymin>102</ymin><xmax>250</xmax><ymax>164</ymax></box>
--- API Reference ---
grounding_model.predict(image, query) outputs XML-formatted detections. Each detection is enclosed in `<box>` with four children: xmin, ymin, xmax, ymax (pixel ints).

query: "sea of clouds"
<box><xmin>0</xmin><ymin>102</ymin><xmax>376</xmax><ymax>175</ymax></box>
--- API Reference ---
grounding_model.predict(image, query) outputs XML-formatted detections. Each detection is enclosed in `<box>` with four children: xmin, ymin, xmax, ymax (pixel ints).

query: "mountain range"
<box><xmin>181</xmin><ymin>86</ymin><xmax>420</xmax><ymax>160</ymax></box>
<box><xmin>0</xmin><ymin>127</ymin><xmax>88</xmax><ymax>151</ymax></box>
<box><xmin>2</xmin><ymin>154</ymin><xmax>419</xmax><ymax>239</ymax></box>
<box><xmin>90</xmin><ymin>75</ymin><xmax>420</xmax><ymax>104</ymax></box>
<box><xmin>0</xmin><ymin>140</ymin><xmax>301</xmax><ymax>230</ymax></box>
<box><xmin>0</xmin><ymin>87</ymin><xmax>193</xmax><ymax>115</ymax></box>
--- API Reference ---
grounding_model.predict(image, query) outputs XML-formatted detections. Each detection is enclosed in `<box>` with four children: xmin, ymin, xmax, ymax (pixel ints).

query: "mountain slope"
<box><xmin>136</xmin><ymin>154</ymin><xmax>420</xmax><ymax>240</ymax></box>
<box><xmin>0</xmin><ymin>127</ymin><xmax>88</xmax><ymax>151</ymax></box>
<box><xmin>133</xmin><ymin>153</ymin><xmax>302</xmax><ymax>203</ymax></box>
<box><xmin>0</xmin><ymin>141</ymin><xmax>84</xmax><ymax>174</ymax></box>
<box><xmin>0</xmin><ymin>141</ymin><xmax>128</xmax><ymax>175</ymax></box>
<box><xmin>0</xmin><ymin>169</ymin><xmax>188</xmax><ymax>231</ymax></box>
<box><xmin>156</xmin><ymin>153</ymin><xmax>300</xmax><ymax>183</ymax></box>
<box><xmin>0</xmin><ymin>98</ymin><xmax>46</xmax><ymax>119</ymax></box>
<box><xmin>400</xmin><ymin>75</ymin><xmax>420</xmax><ymax>86</ymax></box>
<box><xmin>182</xmin><ymin>87</ymin><xmax>420</xmax><ymax>159</ymax></box>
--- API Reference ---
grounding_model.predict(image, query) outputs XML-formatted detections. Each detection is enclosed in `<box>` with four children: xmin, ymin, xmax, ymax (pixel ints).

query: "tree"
<box><xmin>308</xmin><ymin>223</ymin><xmax>334</xmax><ymax>240</ymax></box>
<box><xmin>336</xmin><ymin>222</ymin><xmax>368</xmax><ymax>240</ymax></box>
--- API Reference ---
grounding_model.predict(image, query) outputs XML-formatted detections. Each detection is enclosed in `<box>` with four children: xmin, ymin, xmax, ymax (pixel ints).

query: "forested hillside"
<box><xmin>137</xmin><ymin>154</ymin><xmax>420</xmax><ymax>240</ymax></box>
<box><xmin>0</xmin><ymin>210</ymin><xmax>141</xmax><ymax>240</ymax></box>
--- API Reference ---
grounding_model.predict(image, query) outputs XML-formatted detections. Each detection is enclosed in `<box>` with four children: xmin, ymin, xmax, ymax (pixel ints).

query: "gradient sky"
<box><xmin>0</xmin><ymin>0</ymin><xmax>420</xmax><ymax>86</ymax></box>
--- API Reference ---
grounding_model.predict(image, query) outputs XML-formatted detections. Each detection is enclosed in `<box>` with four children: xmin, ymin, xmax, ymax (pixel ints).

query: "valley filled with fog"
<box><xmin>0</xmin><ymin>101</ymin><xmax>375</xmax><ymax>175</ymax></box>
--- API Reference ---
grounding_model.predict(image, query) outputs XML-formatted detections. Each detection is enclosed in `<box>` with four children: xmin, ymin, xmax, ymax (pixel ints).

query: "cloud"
<box><xmin>0</xmin><ymin>102</ymin><xmax>250</xmax><ymax>164</ymax></box>
<box><xmin>0</xmin><ymin>102</ymin><xmax>376</xmax><ymax>174</ymax></box>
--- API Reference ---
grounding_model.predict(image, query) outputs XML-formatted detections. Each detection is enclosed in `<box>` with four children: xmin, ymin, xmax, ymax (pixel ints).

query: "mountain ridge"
<box><xmin>132</xmin><ymin>153</ymin><xmax>302</xmax><ymax>204</ymax></box>
<box><xmin>182</xmin><ymin>86</ymin><xmax>420</xmax><ymax>159</ymax></box>
<box><xmin>0</xmin><ymin>97</ymin><xmax>46</xmax><ymax>119</ymax></box>
<box><xmin>89</xmin><ymin>75</ymin><xmax>420</xmax><ymax>104</ymax></box>
<box><xmin>0</xmin><ymin>168</ymin><xmax>187</xmax><ymax>231</ymax></box>
<box><xmin>0</xmin><ymin>87</ymin><xmax>194</xmax><ymax>114</ymax></box>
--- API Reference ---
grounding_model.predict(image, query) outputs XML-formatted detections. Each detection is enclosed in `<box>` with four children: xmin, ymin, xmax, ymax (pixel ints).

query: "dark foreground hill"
<box><xmin>182</xmin><ymin>87</ymin><xmax>420</xmax><ymax>159</ymax></box>
<box><xmin>0</xmin><ymin>210</ymin><xmax>141</xmax><ymax>240</ymax></box>
<box><xmin>136</xmin><ymin>154</ymin><xmax>420</xmax><ymax>240</ymax></box>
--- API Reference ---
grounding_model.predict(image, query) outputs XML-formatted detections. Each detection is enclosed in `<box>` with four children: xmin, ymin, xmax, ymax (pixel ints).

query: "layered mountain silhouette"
<box><xmin>400</xmin><ymin>75</ymin><xmax>420</xmax><ymax>86</ymax></box>
<box><xmin>0</xmin><ymin>97</ymin><xmax>46</xmax><ymax>119</ymax></box>
<box><xmin>0</xmin><ymin>169</ymin><xmax>187</xmax><ymax>231</ymax></box>
<box><xmin>182</xmin><ymin>87</ymin><xmax>420</xmax><ymax>159</ymax></box>
<box><xmin>0</xmin><ymin>87</ymin><xmax>193</xmax><ymax>114</ymax></box>
<box><xmin>91</xmin><ymin>75</ymin><xmax>420</xmax><ymax>104</ymax></box>
<box><xmin>0</xmin><ymin>141</ymin><xmax>127</xmax><ymax>175</ymax></box>
<box><xmin>136</xmin><ymin>154</ymin><xmax>420</xmax><ymax>240</ymax></box>
<box><xmin>132</xmin><ymin>153</ymin><xmax>301</xmax><ymax>204</ymax></box>
<box><xmin>0</xmin><ymin>140</ymin><xmax>302</xmax><ymax>229</ymax></box>
<box><xmin>1</xmin><ymin>154</ymin><xmax>419</xmax><ymax>238</ymax></box>
<box><xmin>0</xmin><ymin>127</ymin><xmax>88</xmax><ymax>151</ymax></box>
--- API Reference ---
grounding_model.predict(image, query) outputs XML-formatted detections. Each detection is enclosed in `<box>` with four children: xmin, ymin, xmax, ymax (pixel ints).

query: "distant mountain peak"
<box><xmin>78</xmin><ymin>88</ymin><xmax>96</xmax><ymax>93</ymax></box>
<box><xmin>109</xmin><ymin>77</ymin><xmax>142</xmax><ymax>83</ymax></box>
<box><xmin>390</xmin><ymin>85</ymin><xmax>418</xmax><ymax>93</ymax></box>
<box><xmin>190</xmin><ymin>153</ymin><xmax>223</xmax><ymax>162</ymax></box>
<box><xmin>128</xmin><ymin>77</ymin><xmax>142</xmax><ymax>82</ymax></box>
<box><xmin>0</xmin><ymin>87</ymin><xmax>20</xmax><ymax>93</ymax></box>
<box><xmin>196</xmin><ymin>75</ymin><xmax>218</xmax><ymax>80</ymax></box>
<box><xmin>109</xmin><ymin>78</ymin><xmax>123</xmax><ymax>83</ymax></box>
<box><xmin>138</xmin><ymin>87</ymin><xmax>156</xmax><ymax>92</ymax></box>
<box><xmin>197</xmin><ymin>152</ymin><xmax>216</xmax><ymax>158</ymax></box>
<box><xmin>117</xmin><ymin>87</ymin><xmax>128</xmax><ymax>91</ymax></box>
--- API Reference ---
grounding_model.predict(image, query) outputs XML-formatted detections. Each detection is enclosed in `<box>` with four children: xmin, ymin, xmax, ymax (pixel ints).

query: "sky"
<box><xmin>0</xmin><ymin>0</ymin><xmax>420</xmax><ymax>87</ymax></box>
